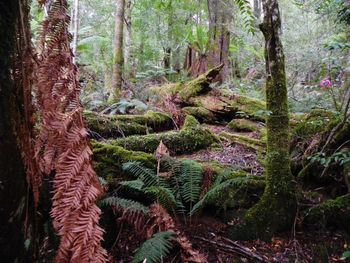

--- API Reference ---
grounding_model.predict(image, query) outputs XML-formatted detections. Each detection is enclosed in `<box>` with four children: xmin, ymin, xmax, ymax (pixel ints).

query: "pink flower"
<box><xmin>320</xmin><ymin>78</ymin><xmax>332</xmax><ymax>88</ymax></box>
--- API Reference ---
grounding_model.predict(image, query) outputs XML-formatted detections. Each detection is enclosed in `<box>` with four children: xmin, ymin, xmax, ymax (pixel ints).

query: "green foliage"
<box><xmin>121</xmin><ymin>160</ymin><xmax>203</xmax><ymax>214</ymax></box>
<box><xmin>190</xmin><ymin>172</ymin><xmax>262</xmax><ymax>215</ymax></box>
<box><xmin>100</xmin><ymin>196</ymin><xmax>149</xmax><ymax>214</ymax></box>
<box><xmin>132</xmin><ymin>231</ymin><xmax>176</xmax><ymax>263</ymax></box>
<box><xmin>101</xmin><ymin>99</ymin><xmax>148</xmax><ymax>115</ymax></box>
<box><xmin>343</xmin><ymin>250</ymin><xmax>350</xmax><ymax>259</ymax></box>
<box><xmin>234</xmin><ymin>0</ymin><xmax>256</xmax><ymax>34</ymax></box>
<box><xmin>308</xmin><ymin>151</ymin><xmax>350</xmax><ymax>167</ymax></box>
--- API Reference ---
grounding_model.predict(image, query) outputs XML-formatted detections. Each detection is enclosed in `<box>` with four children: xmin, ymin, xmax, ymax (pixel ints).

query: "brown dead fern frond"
<box><xmin>35</xmin><ymin>0</ymin><xmax>107</xmax><ymax>262</ymax></box>
<box><xmin>149</xmin><ymin>204</ymin><xmax>208</xmax><ymax>263</ymax></box>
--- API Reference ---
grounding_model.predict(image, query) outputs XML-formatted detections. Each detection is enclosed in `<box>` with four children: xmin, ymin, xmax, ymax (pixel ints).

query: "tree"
<box><xmin>72</xmin><ymin>0</ymin><xmax>80</xmax><ymax>64</ymax></box>
<box><xmin>0</xmin><ymin>0</ymin><xmax>34</xmax><ymax>261</ymax></box>
<box><xmin>207</xmin><ymin>0</ymin><xmax>231</xmax><ymax>82</ymax></box>
<box><xmin>232</xmin><ymin>0</ymin><xmax>297</xmax><ymax>239</ymax></box>
<box><xmin>111</xmin><ymin>0</ymin><xmax>125</xmax><ymax>101</ymax></box>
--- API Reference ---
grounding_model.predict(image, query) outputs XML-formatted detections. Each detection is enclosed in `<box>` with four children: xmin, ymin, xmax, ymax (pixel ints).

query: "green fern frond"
<box><xmin>179</xmin><ymin>160</ymin><xmax>203</xmax><ymax>205</ymax></box>
<box><xmin>145</xmin><ymin>186</ymin><xmax>178</xmax><ymax>212</ymax></box>
<box><xmin>123</xmin><ymin>161</ymin><xmax>165</xmax><ymax>187</ymax></box>
<box><xmin>100</xmin><ymin>196</ymin><xmax>149</xmax><ymax>214</ymax></box>
<box><xmin>190</xmin><ymin>176</ymin><xmax>253</xmax><ymax>215</ymax></box>
<box><xmin>132</xmin><ymin>231</ymin><xmax>176</xmax><ymax>263</ymax></box>
<box><xmin>119</xmin><ymin>179</ymin><xmax>145</xmax><ymax>191</ymax></box>
<box><xmin>234</xmin><ymin>0</ymin><xmax>256</xmax><ymax>34</ymax></box>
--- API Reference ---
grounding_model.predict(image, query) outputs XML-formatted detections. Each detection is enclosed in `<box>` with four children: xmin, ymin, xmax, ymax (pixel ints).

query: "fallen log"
<box><xmin>109</xmin><ymin>115</ymin><xmax>218</xmax><ymax>155</ymax></box>
<box><xmin>84</xmin><ymin>110</ymin><xmax>173</xmax><ymax>139</ymax></box>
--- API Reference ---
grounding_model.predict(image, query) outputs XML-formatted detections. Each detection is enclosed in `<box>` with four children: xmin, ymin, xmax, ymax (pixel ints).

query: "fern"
<box><xmin>132</xmin><ymin>231</ymin><xmax>176</xmax><ymax>263</ymax></box>
<box><xmin>100</xmin><ymin>196</ymin><xmax>149</xmax><ymax>214</ymax></box>
<box><xmin>119</xmin><ymin>179</ymin><xmax>145</xmax><ymax>191</ymax></box>
<box><xmin>123</xmin><ymin>161</ymin><xmax>165</xmax><ymax>187</ymax></box>
<box><xmin>179</xmin><ymin>160</ymin><xmax>203</xmax><ymax>207</ymax></box>
<box><xmin>190</xmin><ymin>176</ymin><xmax>253</xmax><ymax>215</ymax></box>
<box><xmin>234</xmin><ymin>0</ymin><xmax>256</xmax><ymax>34</ymax></box>
<box><xmin>145</xmin><ymin>186</ymin><xmax>178</xmax><ymax>211</ymax></box>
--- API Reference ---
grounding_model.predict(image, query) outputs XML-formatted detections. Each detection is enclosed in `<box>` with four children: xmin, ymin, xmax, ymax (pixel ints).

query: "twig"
<box><xmin>195</xmin><ymin>236</ymin><xmax>269</xmax><ymax>263</ymax></box>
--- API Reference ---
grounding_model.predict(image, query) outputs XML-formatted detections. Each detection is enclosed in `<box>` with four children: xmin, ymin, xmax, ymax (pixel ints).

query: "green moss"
<box><xmin>220</xmin><ymin>132</ymin><xmax>265</xmax><ymax>152</ymax></box>
<box><xmin>182</xmin><ymin>107</ymin><xmax>216</xmax><ymax>123</ymax></box>
<box><xmin>207</xmin><ymin>173</ymin><xmax>266</xmax><ymax>211</ymax></box>
<box><xmin>305</xmin><ymin>194</ymin><xmax>350</xmax><ymax>234</ymax></box>
<box><xmin>84</xmin><ymin>110</ymin><xmax>173</xmax><ymax>138</ymax></box>
<box><xmin>110</xmin><ymin>116</ymin><xmax>218</xmax><ymax>154</ymax></box>
<box><xmin>92</xmin><ymin>141</ymin><xmax>157</xmax><ymax>183</ymax></box>
<box><xmin>228</xmin><ymin>119</ymin><xmax>259</xmax><ymax>132</ymax></box>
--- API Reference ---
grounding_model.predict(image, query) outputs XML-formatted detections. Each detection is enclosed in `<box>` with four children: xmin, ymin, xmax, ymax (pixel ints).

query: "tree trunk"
<box><xmin>124</xmin><ymin>0</ymin><xmax>134</xmax><ymax>76</ymax></box>
<box><xmin>72</xmin><ymin>0</ymin><xmax>80</xmax><ymax>64</ymax></box>
<box><xmin>207</xmin><ymin>0</ymin><xmax>231</xmax><ymax>82</ymax></box>
<box><xmin>111</xmin><ymin>0</ymin><xmax>125</xmax><ymax>101</ymax></box>
<box><xmin>232</xmin><ymin>0</ymin><xmax>297</xmax><ymax>240</ymax></box>
<box><xmin>163</xmin><ymin>0</ymin><xmax>173</xmax><ymax>70</ymax></box>
<box><xmin>0</xmin><ymin>0</ymin><xmax>31</xmax><ymax>261</ymax></box>
<box><xmin>254</xmin><ymin>0</ymin><xmax>262</xmax><ymax>20</ymax></box>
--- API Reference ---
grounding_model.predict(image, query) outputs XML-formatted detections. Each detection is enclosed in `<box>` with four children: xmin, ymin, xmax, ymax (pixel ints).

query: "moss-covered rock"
<box><xmin>305</xmin><ymin>194</ymin><xmax>350</xmax><ymax>234</ymax></box>
<box><xmin>110</xmin><ymin>116</ymin><xmax>218</xmax><ymax>154</ymax></box>
<box><xmin>92</xmin><ymin>141</ymin><xmax>157</xmax><ymax>183</ymax></box>
<box><xmin>182</xmin><ymin>107</ymin><xmax>216</xmax><ymax>123</ymax></box>
<box><xmin>220</xmin><ymin>132</ymin><xmax>266</xmax><ymax>152</ymax></box>
<box><xmin>84</xmin><ymin>110</ymin><xmax>173</xmax><ymax>138</ymax></box>
<box><xmin>228</xmin><ymin>119</ymin><xmax>259</xmax><ymax>132</ymax></box>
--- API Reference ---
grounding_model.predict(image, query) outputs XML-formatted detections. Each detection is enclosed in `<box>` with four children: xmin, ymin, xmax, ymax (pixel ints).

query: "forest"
<box><xmin>0</xmin><ymin>0</ymin><xmax>350</xmax><ymax>262</ymax></box>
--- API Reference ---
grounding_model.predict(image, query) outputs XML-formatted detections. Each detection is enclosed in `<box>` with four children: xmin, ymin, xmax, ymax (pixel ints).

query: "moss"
<box><xmin>228</xmin><ymin>119</ymin><xmax>259</xmax><ymax>132</ymax></box>
<box><xmin>224</xmin><ymin>94</ymin><xmax>266</xmax><ymax>119</ymax></box>
<box><xmin>207</xmin><ymin>173</ymin><xmax>266</xmax><ymax>211</ymax></box>
<box><xmin>182</xmin><ymin>107</ymin><xmax>216</xmax><ymax>123</ymax></box>
<box><xmin>305</xmin><ymin>194</ymin><xmax>350</xmax><ymax>234</ymax></box>
<box><xmin>84</xmin><ymin>110</ymin><xmax>173</xmax><ymax>138</ymax></box>
<box><xmin>92</xmin><ymin>141</ymin><xmax>157</xmax><ymax>183</ymax></box>
<box><xmin>110</xmin><ymin>115</ymin><xmax>218</xmax><ymax>154</ymax></box>
<box><xmin>220</xmin><ymin>132</ymin><xmax>265</xmax><ymax>152</ymax></box>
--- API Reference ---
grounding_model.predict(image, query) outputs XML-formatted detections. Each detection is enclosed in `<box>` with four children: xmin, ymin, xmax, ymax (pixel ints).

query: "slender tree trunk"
<box><xmin>163</xmin><ymin>0</ymin><xmax>173</xmax><ymax>70</ymax></box>
<box><xmin>124</xmin><ymin>0</ymin><xmax>134</xmax><ymax>73</ymax></box>
<box><xmin>232</xmin><ymin>0</ymin><xmax>297</xmax><ymax>240</ymax></box>
<box><xmin>72</xmin><ymin>0</ymin><xmax>80</xmax><ymax>64</ymax></box>
<box><xmin>111</xmin><ymin>0</ymin><xmax>125</xmax><ymax>101</ymax></box>
<box><xmin>254</xmin><ymin>0</ymin><xmax>262</xmax><ymax>19</ymax></box>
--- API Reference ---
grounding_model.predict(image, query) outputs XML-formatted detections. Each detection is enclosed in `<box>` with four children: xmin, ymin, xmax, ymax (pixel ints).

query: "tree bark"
<box><xmin>72</xmin><ymin>0</ymin><xmax>80</xmax><ymax>64</ymax></box>
<box><xmin>232</xmin><ymin>0</ymin><xmax>297</xmax><ymax>240</ymax></box>
<box><xmin>124</xmin><ymin>0</ymin><xmax>134</xmax><ymax>74</ymax></box>
<box><xmin>207</xmin><ymin>0</ymin><xmax>231</xmax><ymax>82</ymax></box>
<box><xmin>0</xmin><ymin>0</ymin><xmax>31</xmax><ymax>261</ymax></box>
<box><xmin>111</xmin><ymin>0</ymin><xmax>125</xmax><ymax>101</ymax></box>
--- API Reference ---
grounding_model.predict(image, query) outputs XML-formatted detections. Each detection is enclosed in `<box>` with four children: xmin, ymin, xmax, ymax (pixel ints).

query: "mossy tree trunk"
<box><xmin>239</xmin><ymin>0</ymin><xmax>297</xmax><ymax>239</ymax></box>
<box><xmin>0</xmin><ymin>0</ymin><xmax>30</xmax><ymax>261</ymax></box>
<box><xmin>111</xmin><ymin>0</ymin><xmax>125</xmax><ymax>101</ymax></box>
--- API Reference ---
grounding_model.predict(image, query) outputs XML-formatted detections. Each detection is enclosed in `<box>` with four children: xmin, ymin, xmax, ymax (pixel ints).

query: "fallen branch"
<box><xmin>195</xmin><ymin>236</ymin><xmax>269</xmax><ymax>263</ymax></box>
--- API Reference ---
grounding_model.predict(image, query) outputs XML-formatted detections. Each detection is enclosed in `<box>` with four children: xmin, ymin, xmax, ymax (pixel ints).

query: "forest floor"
<box><xmin>106</xmin><ymin>123</ymin><xmax>348</xmax><ymax>262</ymax></box>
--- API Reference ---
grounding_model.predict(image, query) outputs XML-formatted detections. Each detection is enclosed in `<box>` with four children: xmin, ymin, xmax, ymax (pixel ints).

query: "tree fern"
<box><xmin>100</xmin><ymin>196</ymin><xmax>149</xmax><ymax>214</ymax></box>
<box><xmin>132</xmin><ymin>231</ymin><xmax>176</xmax><ymax>263</ymax></box>
<box><xmin>119</xmin><ymin>179</ymin><xmax>145</xmax><ymax>191</ymax></box>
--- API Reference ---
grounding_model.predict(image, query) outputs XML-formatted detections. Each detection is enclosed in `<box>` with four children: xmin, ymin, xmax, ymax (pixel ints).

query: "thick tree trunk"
<box><xmin>231</xmin><ymin>0</ymin><xmax>297</xmax><ymax>240</ymax></box>
<box><xmin>111</xmin><ymin>0</ymin><xmax>125</xmax><ymax>101</ymax></box>
<box><xmin>207</xmin><ymin>0</ymin><xmax>231</xmax><ymax>82</ymax></box>
<box><xmin>72</xmin><ymin>0</ymin><xmax>80</xmax><ymax>64</ymax></box>
<box><xmin>0</xmin><ymin>0</ymin><xmax>30</xmax><ymax>261</ymax></box>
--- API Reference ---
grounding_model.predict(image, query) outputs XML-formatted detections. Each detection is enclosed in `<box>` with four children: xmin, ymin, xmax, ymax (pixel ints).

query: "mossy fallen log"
<box><xmin>92</xmin><ymin>141</ymin><xmax>157</xmax><ymax>183</ymax></box>
<box><xmin>305</xmin><ymin>194</ymin><xmax>350</xmax><ymax>234</ymax></box>
<box><xmin>84</xmin><ymin>110</ymin><xmax>173</xmax><ymax>138</ymax></box>
<box><xmin>220</xmin><ymin>132</ymin><xmax>266</xmax><ymax>152</ymax></box>
<box><xmin>228</xmin><ymin>119</ymin><xmax>260</xmax><ymax>132</ymax></box>
<box><xmin>109</xmin><ymin>116</ymin><xmax>218</xmax><ymax>154</ymax></box>
<box><xmin>182</xmin><ymin>107</ymin><xmax>217</xmax><ymax>123</ymax></box>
